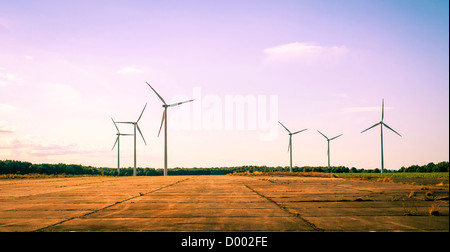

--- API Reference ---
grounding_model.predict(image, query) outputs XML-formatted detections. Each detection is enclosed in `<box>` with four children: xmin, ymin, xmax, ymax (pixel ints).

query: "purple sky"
<box><xmin>1</xmin><ymin>0</ymin><xmax>448</xmax><ymax>170</ymax></box>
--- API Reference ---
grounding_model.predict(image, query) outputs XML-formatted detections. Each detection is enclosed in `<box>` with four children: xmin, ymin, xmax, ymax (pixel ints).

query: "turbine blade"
<box><xmin>146</xmin><ymin>82</ymin><xmax>167</xmax><ymax>105</ymax></box>
<box><xmin>382</xmin><ymin>122</ymin><xmax>402</xmax><ymax>137</ymax></box>
<box><xmin>111</xmin><ymin>117</ymin><xmax>120</xmax><ymax>133</ymax></box>
<box><xmin>157</xmin><ymin>110</ymin><xmax>166</xmax><ymax>137</ymax></box>
<box><xmin>292</xmin><ymin>128</ymin><xmax>307</xmax><ymax>135</ymax></box>
<box><xmin>137</xmin><ymin>103</ymin><xmax>147</xmax><ymax>122</ymax></box>
<box><xmin>330</xmin><ymin>134</ymin><xmax>343</xmax><ymax>141</ymax></box>
<box><xmin>115</xmin><ymin>121</ymin><xmax>134</xmax><ymax>124</ymax></box>
<box><xmin>381</xmin><ymin>98</ymin><xmax>384</xmax><ymax>121</ymax></box>
<box><xmin>278</xmin><ymin>121</ymin><xmax>291</xmax><ymax>133</ymax></box>
<box><xmin>317</xmin><ymin>130</ymin><xmax>328</xmax><ymax>140</ymax></box>
<box><xmin>137</xmin><ymin>124</ymin><xmax>147</xmax><ymax>145</ymax></box>
<box><xmin>112</xmin><ymin>136</ymin><xmax>119</xmax><ymax>150</ymax></box>
<box><xmin>361</xmin><ymin>122</ymin><xmax>380</xmax><ymax>133</ymax></box>
<box><xmin>168</xmin><ymin>99</ymin><xmax>195</xmax><ymax>107</ymax></box>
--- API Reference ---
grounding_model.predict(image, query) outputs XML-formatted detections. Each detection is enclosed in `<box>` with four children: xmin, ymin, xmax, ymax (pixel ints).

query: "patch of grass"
<box><xmin>261</xmin><ymin>178</ymin><xmax>275</xmax><ymax>183</ymax></box>
<box><xmin>353</xmin><ymin>196</ymin><xmax>374</xmax><ymax>202</ymax></box>
<box><xmin>402</xmin><ymin>203</ymin><xmax>419</xmax><ymax>216</ymax></box>
<box><xmin>337</xmin><ymin>172</ymin><xmax>448</xmax><ymax>180</ymax></box>
<box><xmin>377</xmin><ymin>177</ymin><xmax>393</xmax><ymax>183</ymax></box>
<box><xmin>435</xmin><ymin>196</ymin><xmax>449</xmax><ymax>201</ymax></box>
<box><xmin>429</xmin><ymin>204</ymin><xmax>440</xmax><ymax>216</ymax></box>
<box><xmin>424</xmin><ymin>190</ymin><xmax>435</xmax><ymax>201</ymax></box>
<box><xmin>290</xmin><ymin>196</ymin><xmax>373</xmax><ymax>203</ymax></box>
<box><xmin>232</xmin><ymin>171</ymin><xmax>333</xmax><ymax>178</ymax></box>
<box><xmin>435</xmin><ymin>182</ymin><xmax>448</xmax><ymax>187</ymax></box>
<box><xmin>288</xmin><ymin>210</ymin><xmax>300</xmax><ymax>217</ymax></box>
<box><xmin>392</xmin><ymin>194</ymin><xmax>402</xmax><ymax>201</ymax></box>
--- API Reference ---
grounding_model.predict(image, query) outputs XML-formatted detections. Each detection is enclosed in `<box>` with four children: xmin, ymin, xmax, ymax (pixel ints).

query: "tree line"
<box><xmin>0</xmin><ymin>160</ymin><xmax>448</xmax><ymax>176</ymax></box>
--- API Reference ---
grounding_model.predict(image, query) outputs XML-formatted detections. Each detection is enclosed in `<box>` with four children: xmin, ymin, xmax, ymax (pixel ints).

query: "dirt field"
<box><xmin>0</xmin><ymin>175</ymin><xmax>448</xmax><ymax>232</ymax></box>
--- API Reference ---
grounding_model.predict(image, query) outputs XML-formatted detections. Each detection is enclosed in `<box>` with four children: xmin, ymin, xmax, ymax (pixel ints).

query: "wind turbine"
<box><xmin>116</xmin><ymin>103</ymin><xmax>147</xmax><ymax>176</ymax></box>
<box><xmin>278</xmin><ymin>121</ymin><xmax>307</xmax><ymax>172</ymax></box>
<box><xmin>317</xmin><ymin>130</ymin><xmax>343</xmax><ymax>171</ymax></box>
<box><xmin>111</xmin><ymin>117</ymin><xmax>133</xmax><ymax>175</ymax></box>
<box><xmin>361</xmin><ymin>99</ymin><xmax>401</xmax><ymax>173</ymax></box>
<box><xmin>146</xmin><ymin>82</ymin><xmax>194</xmax><ymax>176</ymax></box>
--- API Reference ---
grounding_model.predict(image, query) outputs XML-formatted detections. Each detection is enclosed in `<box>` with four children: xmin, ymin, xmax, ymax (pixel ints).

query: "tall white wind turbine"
<box><xmin>111</xmin><ymin>118</ymin><xmax>133</xmax><ymax>175</ymax></box>
<box><xmin>317</xmin><ymin>130</ymin><xmax>343</xmax><ymax>171</ymax></box>
<box><xmin>146</xmin><ymin>82</ymin><xmax>194</xmax><ymax>176</ymax></box>
<box><xmin>116</xmin><ymin>103</ymin><xmax>147</xmax><ymax>176</ymax></box>
<box><xmin>361</xmin><ymin>99</ymin><xmax>402</xmax><ymax>173</ymax></box>
<box><xmin>278</xmin><ymin>121</ymin><xmax>307</xmax><ymax>172</ymax></box>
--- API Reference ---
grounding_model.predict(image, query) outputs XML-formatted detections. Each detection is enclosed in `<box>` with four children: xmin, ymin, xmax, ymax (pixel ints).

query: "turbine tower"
<box><xmin>317</xmin><ymin>130</ymin><xmax>343</xmax><ymax>171</ymax></box>
<box><xmin>111</xmin><ymin>117</ymin><xmax>133</xmax><ymax>175</ymax></box>
<box><xmin>116</xmin><ymin>103</ymin><xmax>147</xmax><ymax>176</ymax></box>
<box><xmin>361</xmin><ymin>99</ymin><xmax>401</xmax><ymax>173</ymax></box>
<box><xmin>146</xmin><ymin>82</ymin><xmax>194</xmax><ymax>176</ymax></box>
<box><xmin>278</xmin><ymin>121</ymin><xmax>307</xmax><ymax>172</ymax></box>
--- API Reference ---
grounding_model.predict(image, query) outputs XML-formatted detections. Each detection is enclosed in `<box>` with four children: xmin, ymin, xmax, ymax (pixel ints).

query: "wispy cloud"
<box><xmin>0</xmin><ymin>121</ymin><xmax>14</xmax><ymax>133</ymax></box>
<box><xmin>0</xmin><ymin>68</ymin><xmax>20</xmax><ymax>87</ymax></box>
<box><xmin>0</xmin><ymin>104</ymin><xmax>18</xmax><ymax>114</ymax></box>
<box><xmin>117</xmin><ymin>66</ymin><xmax>143</xmax><ymax>74</ymax></box>
<box><xmin>0</xmin><ymin>135</ymin><xmax>108</xmax><ymax>157</ymax></box>
<box><xmin>263</xmin><ymin>42</ymin><xmax>349</xmax><ymax>64</ymax></box>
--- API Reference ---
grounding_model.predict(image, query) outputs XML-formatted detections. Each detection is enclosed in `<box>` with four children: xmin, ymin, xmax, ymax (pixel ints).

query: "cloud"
<box><xmin>0</xmin><ymin>121</ymin><xmax>14</xmax><ymax>133</ymax></box>
<box><xmin>0</xmin><ymin>68</ymin><xmax>20</xmax><ymax>87</ymax></box>
<box><xmin>0</xmin><ymin>104</ymin><xmax>18</xmax><ymax>114</ymax></box>
<box><xmin>263</xmin><ymin>42</ymin><xmax>349</xmax><ymax>64</ymax></box>
<box><xmin>117</xmin><ymin>66</ymin><xmax>143</xmax><ymax>74</ymax></box>
<box><xmin>0</xmin><ymin>135</ymin><xmax>108</xmax><ymax>157</ymax></box>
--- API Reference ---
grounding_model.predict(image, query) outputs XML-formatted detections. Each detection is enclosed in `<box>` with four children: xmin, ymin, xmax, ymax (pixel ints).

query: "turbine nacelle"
<box><xmin>116</xmin><ymin>103</ymin><xmax>147</xmax><ymax>146</ymax></box>
<box><xmin>317</xmin><ymin>130</ymin><xmax>343</xmax><ymax>142</ymax></box>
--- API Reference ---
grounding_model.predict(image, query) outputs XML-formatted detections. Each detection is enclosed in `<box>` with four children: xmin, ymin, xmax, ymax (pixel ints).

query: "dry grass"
<box><xmin>402</xmin><ymin>203</ymin><xmax>419</xmax><ymax>216</ymax></box>
<box><xmin>429</xmin><ymin>204</ymin><xmax>440</xmax><ymax>216</ymax></box>
<box><xmin>377</xmin><ymin>177</ymin><xmax>394</xmax><ymax>183</ymax></box>
<box><xmin>230</xmin><ymin>171</ymin><xmax>333</xmax><ymax>178</ymax></box>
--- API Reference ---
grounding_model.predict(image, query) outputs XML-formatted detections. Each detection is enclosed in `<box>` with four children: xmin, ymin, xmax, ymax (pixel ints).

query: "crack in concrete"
<box><xmin>244</xmin><ymin>183</ymin><xmax>324</xmax><ymax>232</ymax></box>
<box><xmin>33</xmin><ymin>177</ymin><xmax>190</xmax><ymax>232</ymax></box>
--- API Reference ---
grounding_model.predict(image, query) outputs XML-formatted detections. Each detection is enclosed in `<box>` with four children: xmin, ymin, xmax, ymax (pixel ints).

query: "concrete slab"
<box><xmin>43</xmin><ymin>216</ymin><xmax>314</xmax><ymax>232</ymax></box>
<box><xmin>304</xmin><ymin>216</ymin><xmax>449</xmax><ymax>232</ymax></box>
<box><xmin>0</xmin><ymin>175</ymin><xmax>447</xmax><ymax>232</ymax></box>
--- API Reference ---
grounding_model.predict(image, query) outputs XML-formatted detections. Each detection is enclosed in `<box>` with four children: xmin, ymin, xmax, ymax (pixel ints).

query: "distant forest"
<box><xmin>0</xmin><ymin>160</ymin><xmax>448</xmax><ymax>176</ymax></box>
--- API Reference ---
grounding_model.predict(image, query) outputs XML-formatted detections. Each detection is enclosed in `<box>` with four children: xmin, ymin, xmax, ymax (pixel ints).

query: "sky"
<box><xmin>0</xmin><ymin>0</ymin><xmax>448</xmax><ymax>170</ymax></box>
